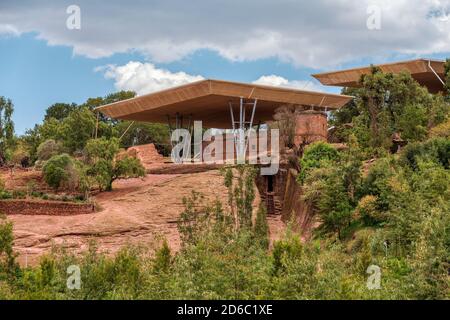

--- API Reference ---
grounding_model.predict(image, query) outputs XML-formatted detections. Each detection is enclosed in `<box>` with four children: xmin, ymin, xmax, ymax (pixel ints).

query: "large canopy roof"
<box><xmin>96</xmin><ymin>79</ymin><xmax>352</xmax><ymax>128</ymax></box>
<box><xmin>312</xmin><ymin>59</ymin><xmax>446</xmax><ymax>94</ymax></box>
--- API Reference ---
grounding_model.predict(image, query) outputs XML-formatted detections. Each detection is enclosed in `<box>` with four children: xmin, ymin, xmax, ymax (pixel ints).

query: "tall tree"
<box><xmin>0</xmin><ymin>97</ymin><xmax>15</xmax><ymax>166</ymax></box>
<box><xmin>44</xmin><ymin>103</ymin><xmax>78</xmax><ymax>121</ymax></box>
<box><xmin>60</xmin><ymin>107</ymin><xmax>96</xmax><ymax>153</ymax></box>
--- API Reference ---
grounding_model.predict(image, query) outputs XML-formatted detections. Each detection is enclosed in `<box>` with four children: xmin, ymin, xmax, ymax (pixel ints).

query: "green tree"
<box><xmin>80</xmin><ymin>91</ymin><xmax>136</xmax><ymax>140</ymax></box>
<box><xmin>80</xmin><ymin>91</ymin><xmax>136</xmax><ymax>113</ymax></box>
<box><xmin>232</xmin><ymin>166</ymin><xmax>257</xmax><ymax>230</ymax></box>
<box><xmin>60</xmin><ymin>107</ymin><xmax>96</xmax><ymax>153</ymax></box>
<box><xmin>84</xmin><ymin>137</ymin><xmax>145</xmax><ymax>191</ymax></box>
<box><xmin>152</xmin><ymin>240</ymin><xmax>172</xmax><ymax>274</ymax></box>
<box><xmin>21</xmin><ymin>125</ymin><xmax>42</xmax><ymax>164</ymax></box>
<box><xmin>39</xmin><ymin>118</ymin><xmax>63</xmax><ymax>143</ymax></box>
<box><xmin>332</xmin><ymin>67</ymin><xmax>449</xmax><ymax>153</ymax></box>
<box><xmin>42</xmin><ymin>154</ymin><xmax>81</xmax><ymax>191</ymax></box>
<box><xmin>0</xmin><ymin>216</ymin><xmax>19</xmax><ymax>281</ymax></box>
<box><xmin>298</xmin><ymin>141</ymin><xmax>339</xmax><ymax>184</ymax></box>
<box><xmin>44</xmin><ymin>103</ymin><xmax>77</xmax><ymax>121</ymax></box>
<box><xmin>253</xmin><ymin>206</ymin><xmax>269</xmax><ymax>249</ymax></box>
<box><xmin>0</xmin><ymin>97</ymin><xmax>15</xmax><ymax>166</ymax></box>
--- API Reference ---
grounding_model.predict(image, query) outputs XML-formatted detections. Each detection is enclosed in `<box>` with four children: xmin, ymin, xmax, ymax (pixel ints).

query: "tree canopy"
<box><xmin>331</xmin><ymin>68</ymin><xmax>449</xmax><ymax>155</ymax></box>
<box><xmin>0</xmin><ymin>97</ymin><xmax>15</xmax><ymax>165</ymax></box>
<box><xmin>84</xmin><ymin>137</ymin><xmax>145</xmax><ymax>191</ymax></box>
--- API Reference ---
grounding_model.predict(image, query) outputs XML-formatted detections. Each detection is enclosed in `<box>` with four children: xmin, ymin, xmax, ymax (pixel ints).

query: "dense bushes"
<box><xmin>329</xmin><ymin>68</ymin><xmax>449</xmax><ymax>155</ymax></box>
<box><xmin>0</xmin><ymin>161</ymin><xmax>447</xmax><ymax>300</ymax></box>
<box><xmin>38</xmin><ymin>137</ymin><xmax>145</xmax><ymax>193</ymax></box>
<box><xmin>42</xmin><ymin>154</ymin><xmax>83</xmax><ymax>191</ymax></box>
<box><xmin>0</xmin><ymin>216</ymin><xmax>19</xmax><ymax>282</ymax></box>
<box><xmin>37</xmin><ymin>139</ymin><xmax>64</xmax><ymax>162</ymax></box>
<box><xmin>301</xmin><ymin>142</ymin><xmax>362</xmax><ymax>238</ymax></box>
<box><xmin>400</xmin><ymin>137</ymin><xmax>450</xmax><ymax>170</ymax></box>
<box><xmin>298</xmin><ymin>142</ymin><xmax>339</xmax><ymax>183</ymax></box>
<box><xmin>298</xmin><ymin>137</ymin><xmax>449</xmax><ymax>299</ymax></box>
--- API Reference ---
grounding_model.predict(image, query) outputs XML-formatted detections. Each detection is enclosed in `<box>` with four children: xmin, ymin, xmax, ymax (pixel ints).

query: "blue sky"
<box><xmin>0</xmin><ymin>33</ymin><xmax>337</xmax><ymax>134</ymax></box>
<box><xmin>0</xmin><ymin>1</ymin><xmax>449</xmax><ymax>134</ymax></box>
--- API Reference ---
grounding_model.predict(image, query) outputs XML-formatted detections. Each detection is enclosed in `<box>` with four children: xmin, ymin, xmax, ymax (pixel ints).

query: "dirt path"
<box><xmin>9</xmin><ymin>170</ymin><xmax>285</xmax><ymax>266</ymax></box>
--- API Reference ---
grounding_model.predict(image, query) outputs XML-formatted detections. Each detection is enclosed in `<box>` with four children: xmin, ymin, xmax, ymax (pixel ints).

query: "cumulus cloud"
<box><xmin>252</xmin><ymin>75</ymin><xmax>325</xmax><ymax>92</ymax></box>
<box><xmin>98</xmin><ymin>61</ymin><xmax>204</xmax><ymax>95</ymax></box>
<box><xmin>6</xmin><ymin>0</ymin><xmax>448</xmax><ymax>68</ymax></box>
<box><xmin>0</xmin><ymin>24</ymin><xmax>20</xmax><ymax>36</ymax></box>
<box><xmin>99</xmin><ymin>62</ymin><xmax>330</xmax><ymax>95</ymax></box>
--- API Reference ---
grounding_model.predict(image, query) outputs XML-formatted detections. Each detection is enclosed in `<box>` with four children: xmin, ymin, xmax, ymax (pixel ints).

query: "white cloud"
<box><xmin>0</xmin><ymin>24</ymin><xmax>20</xmax><ymax>36</ymax></box>
<box><xmin>252</xmin><ymin>75</ymin><xmax>325</xmax><ymax>92</ymax></box>
<box><xmin>99</xmin><ymin>61</ymin><xmax>332</xmax><ymax>95</ymax></box>
<box><xmin>8</xmin><ymin>0</ymin><xmax>447</xmax><ymax>68</ymax></box>
<box><xmin>99</xmin><ymin>61</ymin><xmax>204</xmax><ymax>95</ymax></box>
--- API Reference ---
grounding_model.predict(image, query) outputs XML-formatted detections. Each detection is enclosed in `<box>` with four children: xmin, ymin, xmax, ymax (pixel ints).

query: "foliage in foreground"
<box><xmin>0</xmin><ymin>163</ymin><xmax>448</xmax><ymax>300</ymax></box>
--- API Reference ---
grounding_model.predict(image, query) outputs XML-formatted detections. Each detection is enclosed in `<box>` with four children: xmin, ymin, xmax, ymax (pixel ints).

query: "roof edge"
<box><xmin>311</xmin><ymin>58</ymin><xmax>445</xmax><ymax>78</ymax></box>
<box><xmin>95</xmin><ymin>79</ymin><xmax>353</xmax><ymax>112</ymax></box>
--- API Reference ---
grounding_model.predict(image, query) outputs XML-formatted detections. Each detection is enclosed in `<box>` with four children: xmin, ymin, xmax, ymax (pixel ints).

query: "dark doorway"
<box><xmin>267</xmin><ymin>175</ymin><xmax>274</xmax><ymax>193</ymax></box>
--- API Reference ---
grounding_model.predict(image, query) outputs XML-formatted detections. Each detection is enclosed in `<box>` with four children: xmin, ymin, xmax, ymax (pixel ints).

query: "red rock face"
<box><xmin>293</xmin><ymin>110</ymin><xmax>328</xmax><ymax>146</ymax></box>
<box><xmin>126</xmin><ymin>144</ymin><xmax>165</xmax><ymax>169</ymax></box>
<box><xmin>0</xmin><ymin>199</ymin><xmax>95</xmax><ymax>216</ymax></box>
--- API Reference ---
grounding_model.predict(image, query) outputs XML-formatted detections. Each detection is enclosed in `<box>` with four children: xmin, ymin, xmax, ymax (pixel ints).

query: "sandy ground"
<box><xmin>8</xmin><ymin>170</ymin><xmax>285</xmax><ymax>266</ymax></box>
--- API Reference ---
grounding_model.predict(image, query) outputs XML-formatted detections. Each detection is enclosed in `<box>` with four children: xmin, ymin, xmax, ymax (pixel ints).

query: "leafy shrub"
<box><xmin>0</xmin><ymin>216</ymin><xmax>19</xmax><ymax>281</ymax></box>
<box><xmin>42</xmin><ymin>154</ymin><xmax>82</xmax><ymax>191</ymax></box>
<box><xmin>37</xmin><ymin>139</ymin><xmax>64</xmax><ymax>161</ymax></box>
<box><xmin>400</xmin><ymin>137</ymin><xmax>450</xmax><ymax>170</ymax></box>
<box><xmin>302</xmin><ymin>147</ymin><xmax>362</xmax><ymax>239</ymax></box>
<box><xmin>152</xmin><ymin>240</ymin><xmax>172</xmax><ymax>274</ymax></box>
<box><xmin>11</xmin><ymin>190</ymin><xmax>26</xmax><ymax>199</ymax></box>
<box><xmin>361</xmin><ymin>157</ymin><xmax>396</xmax><ymax>211</ymax></box>
<box><xmin>272</xmin><ymin>233</ymin><xmax>303</xmax><ymax>276</ymax></box>
<box><xmin>299</xmin><ymin>142</ymin><xmax>339</xmax><ymax>183</ymax></box>
<box><xmin>0</xmin><ymin>191</ymin><xmax>12</xmax><ymax>200</ymax></box>
<box><xmin>429</xmin><ymin>118</ymin><xmax>450</xmax><ymax>138</ymax></box>
<box><xmin>354</xmin><ymin>195</ymin><xmax>385</xmax><ymax>225</ymax></box>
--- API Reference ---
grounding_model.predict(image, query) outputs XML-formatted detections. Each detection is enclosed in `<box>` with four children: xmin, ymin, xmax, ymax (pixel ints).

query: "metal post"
<box><xmin>228</xmin><ymin>98</ymin><xmax>258</xmax><ymax>163</ymax></box>
<box><xmin>119</xmin><ymin>121</ymin><xmax>135</xmax><ymax>140</ymax></box>
<box><xmin>245</xmin><ymin>99</ymin><xmax>258</xmax><ymax>152</ymax></box>
<box><xmin>229</xmin><ymin>102</ymin><xmax>236</xmax><ymax>131</ymax></box>
<box><xmin>249</xmin><ymin>99</ymin><xmax>257</xmax><ymax>129</ymax></box>
<box><xmin>238</xmin><ymin>98</ymin><xmax>245</xmax><ymax>161</ymax></box>
<box><xmin>428</xmin><ymin>59</ymin><xmax>446</xmax><ymax>87</ymax></box>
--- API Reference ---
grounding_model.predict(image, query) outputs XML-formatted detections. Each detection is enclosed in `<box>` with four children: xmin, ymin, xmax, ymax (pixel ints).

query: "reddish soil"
<box><xmin>7</xmin><ymin>170</ymin><xmax>286</xmax><ymax>266</ymax></box>
<box><xmin>0</xmin><ymin>167</ymin><xmax>49</xmax><ymax>192</ymax></box>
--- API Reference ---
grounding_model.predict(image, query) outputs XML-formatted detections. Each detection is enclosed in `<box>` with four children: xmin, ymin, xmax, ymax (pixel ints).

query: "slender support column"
<box><xmin>228</xmin><ymin>98</ymin><xmax>258</xmax><ymax>163</ymax></box>
<box><xmin>238</xmin><ymin>98</ymin><xmax>245</xmax><ymax>162</ymax></box>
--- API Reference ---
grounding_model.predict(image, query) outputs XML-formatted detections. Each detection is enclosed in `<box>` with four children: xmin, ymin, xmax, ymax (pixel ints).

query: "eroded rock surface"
<box><xmin>9</xmin><ymin>170</ymin><xmax>285</xmax><ymax>266</ymax></box>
